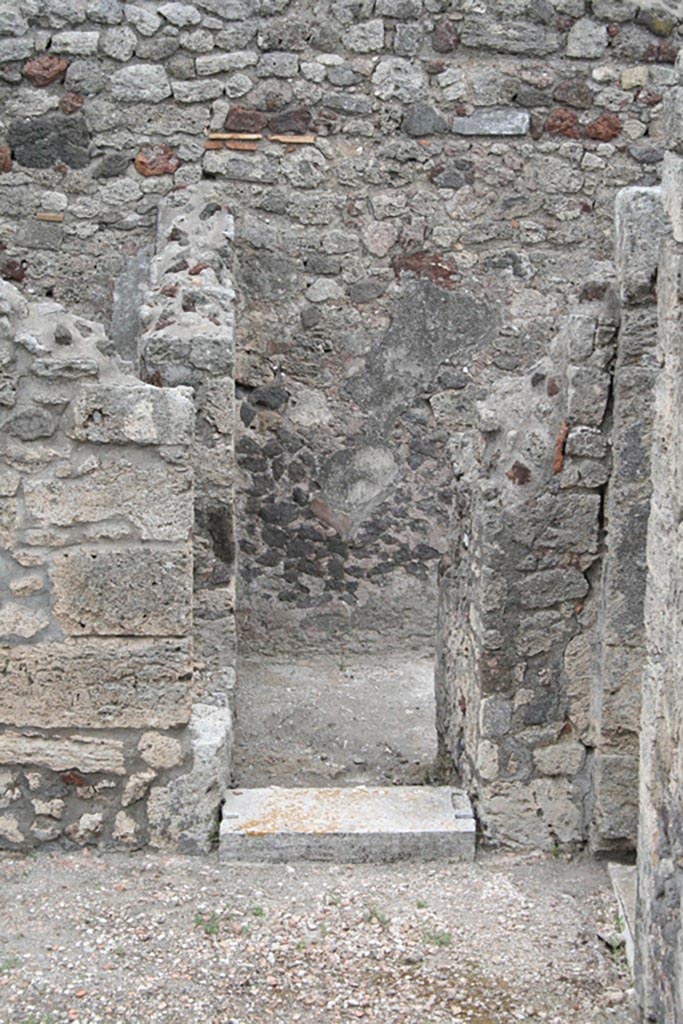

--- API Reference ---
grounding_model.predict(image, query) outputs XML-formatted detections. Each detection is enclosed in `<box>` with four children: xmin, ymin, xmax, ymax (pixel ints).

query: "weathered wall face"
<box><xmin>0</xmin><ymin>174</ymin><xmax>237</xmax><ymax>854</ymax></box>
<box><xmin>0</xmin><ymin>279</ymin><xmax>203</xmax><ymax>849</ymax></box>
<box><xmin>0</xmin><ymin>0</ymin><xmax>680</xmax><ymax>652</ymax></box>
<box><xmin>589</xmin><ymin>184</ymin><xmax>663</xmax><ymax>854</ymax></box>
<box><xmin>435</xmin><ymin>300</ymin><xmax>616</xmax><ymax>848</ymax></box>
<box><xmin>635</xmin><ymin>147</ymin><xmax>683</xmax><ymax>1024</ymax></box>
<box><xmin>139</xmin><ymin>184</ymin><xmax>237</xmax><ymax>693</ymax></box>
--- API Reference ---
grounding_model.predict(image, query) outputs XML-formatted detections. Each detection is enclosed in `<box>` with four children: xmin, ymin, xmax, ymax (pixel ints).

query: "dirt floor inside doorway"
<box><xmin>232</xmin><ymin>654</ymin><xmax>438</xmax><ymax>788</ymax></box>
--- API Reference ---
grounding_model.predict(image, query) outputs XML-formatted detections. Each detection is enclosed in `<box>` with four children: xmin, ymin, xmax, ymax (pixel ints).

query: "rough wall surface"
<box><xmin>0</xmin><ymin>279</ymin><xmax>206</xmax><ymax>850</ymax></box>
<box><xmin>139</xmin><ymin>184</ymin><xmax>237</xmax><ymax>694</ymax></box>
<box><xmin>636</xmin><ymin>147</ymin><xmax>683</xmax><ymax>1024</ymax></box>
<box><xmin>0</xmin><ymin>0</ymin><xmax>680</xmax><ymax>651</ymax></box>
<box><xmin>435</xmin><ymin>299</ymin><xmax>615</xmax><ymax>848</ymax></box>
<box><xmin>589</xmin><ymin>184</ymin><xmax>663</xmax><ymax>854</ymax></box>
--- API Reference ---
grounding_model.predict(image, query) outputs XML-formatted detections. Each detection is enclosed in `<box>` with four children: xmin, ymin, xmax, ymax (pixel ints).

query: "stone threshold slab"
<box><xmin>219</xmin><ymin>785</ymin><xmax>475</xmax><ymax>863</ymax></box>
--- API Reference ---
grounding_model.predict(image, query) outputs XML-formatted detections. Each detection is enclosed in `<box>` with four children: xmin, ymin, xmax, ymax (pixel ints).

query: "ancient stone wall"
<box><xmin>635</xmin><ymin>145</ymin><xmax>683</xmax><ymax>1024</ymax></box>
<box><xmin>0</xmin><ymin>279</ymin><xmax>215</xmax><ymax>850</ymax></box>
<box><xmin>1</xmin><ymin>0</ymin><xmax>680</xmax><ymax>652</ymax></box>
<box><xmin>589</xmin><ymin>184</ymin><xmax>663</xmax><ymax>854</ymax></box>
<box><xmin>435</xmin><ymin>296</ymin><xmax>616</xmax><ymax>847</ymax></box>
<box><xmin>139</xmin><ymin>184</ymin><xmax>237</xmax><ymax>698</ymax></box>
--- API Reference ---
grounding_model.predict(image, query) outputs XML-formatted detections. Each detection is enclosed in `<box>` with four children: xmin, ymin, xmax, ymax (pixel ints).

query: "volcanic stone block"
<box><xmin>8</xmin><ymin>113</ymin><xmax>91</xmax><ymax>169</ymax></box>
<box><xmin>51</xmin><ymin>546</ymin><xmax>192</xmax><ymax>636</ymax></box>
<box><xmin>67</xmin><ymin>384</ymin><xmax>194</xmax><ymax>446</ymax></box>
<box><xmin>0</xmin><ymin>638</ymin><xmax>194</xmax><ymax>728</ymax></box>
<box><xmin>517</xmin><ymin>568</ymin><xmax>589</xmax><ymax>609</ymax></box>
<box><xmin>23</xmin><ymin>459</ymin><xmax>193</xmax><ymax>542</ymax></box>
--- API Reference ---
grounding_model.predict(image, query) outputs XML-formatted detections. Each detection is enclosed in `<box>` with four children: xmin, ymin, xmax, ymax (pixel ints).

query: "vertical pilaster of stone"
<box><xmin>635</xmin><ymin>153</ymin><xmax>683</xmax><ymax>1024</ymax></box>
<box><xmin>137</xmin><ymin>188</ymin><xmax>237</xmax><ymax>848</ymax></box>
<box><xmin>139</xmin><ymin>188</ymin><xmax>237</xmax><ymax>686</ymax></box>
<box><xmin>589</xmin><ymin>186</ymin><xmax>665</xmax><ymax>854</ymax></box>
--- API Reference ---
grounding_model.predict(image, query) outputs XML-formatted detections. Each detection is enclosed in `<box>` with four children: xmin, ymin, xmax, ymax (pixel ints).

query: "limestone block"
<box><xmin>112</xmin><ymin>811</ymin><xmax>138</xmax><ymax>843</ymax></box>
<box><xmin>615</xmin><ymin>186</ymin><xmax>665</xmax><ymax>305</ymax></box>
<box><xmin>476</xmin><ymin>740</ymin><xmax>499</xmax><ymax>781</ymax></box>
<box><xmin>147</xmin><ymin>703</ymin><xmax>232</xmax><ymax>852</ymax></box>
<box><xmin>0</xmin><ymin>769</ymin><xmax>19</xmax><ymax>809</ymax></box>
<box><xmin>23</xmin><ymin>458</ymin><xmax>193</xmax><ymax>542</ymax></box>
<box><xmin>122</xmin><ymin>769</ymin><xmax>156</xmax><ymax>807</ymax></box>
<box><xmin>599</xmin><ymin>646</ymin><xmax>644</xmax><ymax>735</ymax></box>
<box><xmin>68</xmin><ymin>382</ymin><xmax>194</xmax><ymax>446</ymax></box>
<box><xmin>564</xmin><ymin>631</ymin><xmax>595</xmax><ymax>741</ymax></box>
<box><xmin>65</xmin><ymin>812</ymin><xmax>104</xmax><ymax>844</ymax></box>
<box><xmin>138</xmin><ymin>732</ymin><xmax>184</xmax><ymax>769</ymax></box>
<box><xmin>484</xmin><ymin>777</ymin><xmax>583</xmax><ymax>847</ymax></box>
<box><xmin>0</xmin><ymin>602</ymin><xmax>50</xmax><ymax>642</ymax></box>
<box><xmin>0</xmin><ymin>499</ymin><xmax>17</xmax><ymax>548</ymax></box>
<box><xmin>0</xmin><ymin>815</ymin><xmax>24</xmax><ymax>844</ymax></box>
<box><xmin>0</xmin><ymin>467</ymin><xmax>20</xmax><ymax>497</ymax></box>
<box><xmin>50</xmin><ymin>546</ymin><xmax>192</xmax><ymax>636</ymax></box>
<box><xmin>0</xmin><ymin>638</ymin><xmax>194</xmax><ymax>729</ymax></box>
<box><xmin>32</xmin><ymin>798</ymin><xmax>65</xmax><ymax>818</ymax></box>
<box><xmin>461</xmin><ymin>17</ymin><xmax>559</xmax><ymax>56</ymax></box>
<box><xmin>662</xmin><ymin>152</ymin><xmax>683</xmax><ymax>245</ymax></box>
<box><xmin>0</xmin><ymin>733</ymin><xmax>125</xmax><ymax>774</ymax></box>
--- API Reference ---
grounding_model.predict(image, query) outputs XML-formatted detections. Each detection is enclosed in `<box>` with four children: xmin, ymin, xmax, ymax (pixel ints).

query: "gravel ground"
<box><xmin>0</xmin><ymin>847</ymin><xmax>634</xmax><ymax>1024</ymax></box>
<box><xmin>233</xmin><ymin>655</ymin><xmax>438</xmax><ymax>787</ymax></box>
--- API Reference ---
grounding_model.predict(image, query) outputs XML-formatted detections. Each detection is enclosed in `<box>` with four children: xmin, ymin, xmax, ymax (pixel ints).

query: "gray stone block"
<box><xmin>110</xmin><ymin>64</ymin><xmax>172</xmax><ymax>102</ymax></box>
<box><xmin>615</xmin><ymin>186</ymin><xmax>665</xmax><ymax>305</ymax></box>
<box><xmin>451</xmin><ymin>109</ymin><xmax>529</xmax><ymax>136</ymax></box>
